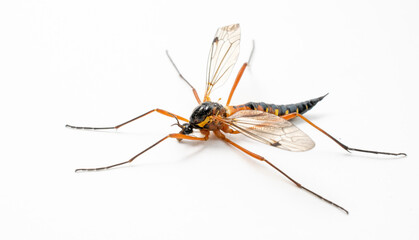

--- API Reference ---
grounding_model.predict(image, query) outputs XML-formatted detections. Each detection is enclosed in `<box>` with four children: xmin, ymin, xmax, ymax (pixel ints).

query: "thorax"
<box><xmin>189</xmin><ymin>102</ymin><xmax>227</xmax><ymax>130</ymax></box>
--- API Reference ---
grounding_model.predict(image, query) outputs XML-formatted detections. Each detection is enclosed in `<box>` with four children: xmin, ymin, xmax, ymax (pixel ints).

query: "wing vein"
<box><xmin>224</xmin><ymin>110</ymin><xmax>315</xmax><ymax>152</ymax></box>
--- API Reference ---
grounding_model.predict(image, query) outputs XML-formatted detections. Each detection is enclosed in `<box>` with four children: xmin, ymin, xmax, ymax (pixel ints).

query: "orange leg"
<box><xmin>66</xmin><ymin>109</ymin><xmax>189</xmax><ymax>130</ymax></box>
<box><xmin>169</xmin><ymin>133</ymin><xmax>209</xmax><ymax>141</ymax></box>
<box><xmin>75</xmin><ymin>132</ymin><xmax>209</xmax><ymax>172</ymax></box>
<box><xmin>226</xmin><ymin>41</ymin><xmax>255</xmax><ymax>106</ymax></box>
<box><xmin>226</xmin><ymin>63</ymin><xmax>248</xmax><ymax>106</ymax></box>
<box><xmin>281</xmin><ymin>113</ymin><xmax>298</xmax><ymax>121</ymax></box>
<box><xmin>213</xmin><ymin>130</ymin><xmax>348</xmax><ymax>214</ymax></box>
<box><xmin>166</xmin><ymin>50</ymin><xmax>201</xmax><ymax>104</ymax></box>
<box><xmin>221</xmin><ymin>124</ymin><xmax>240</xmax><ymax>134</ymax></box>
<box><xmin>200</xmin><ymin>129</ymin><xmax>210</xmax><ymax>136</ymax></box>
<box><xmin>281</xmin><ymin>113</ymin><xmax>406</xmax><ymax>156</ymax></box>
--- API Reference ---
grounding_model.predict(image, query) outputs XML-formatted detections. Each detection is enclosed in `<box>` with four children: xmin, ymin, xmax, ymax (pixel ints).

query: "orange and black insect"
<box><xmin>66</xmin><ymin>24</ymin><xmax>406</xmax><ymax>214</ymax></box>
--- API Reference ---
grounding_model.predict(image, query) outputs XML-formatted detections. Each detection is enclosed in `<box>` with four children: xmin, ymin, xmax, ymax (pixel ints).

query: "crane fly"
<box><xmin>66</xmin><ymin>24</ymin><xmax>406</xmax><ymax>214</ymax></box>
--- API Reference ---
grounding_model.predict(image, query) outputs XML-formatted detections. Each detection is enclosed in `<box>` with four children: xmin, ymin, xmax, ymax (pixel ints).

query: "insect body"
<box><xmin>185</xmin><ymin>94</ymin><xmax>325</xmax><ymax>148</ymax></box>
<box><xmin>67</xmin><ymin>24</ymin><xmax>406</xmax><ymax>214</ymax></box>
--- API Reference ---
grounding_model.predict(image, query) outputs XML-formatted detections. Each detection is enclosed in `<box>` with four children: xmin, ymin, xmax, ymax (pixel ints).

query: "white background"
<box><xmin>1</xmin><ymin>0</ymin><xmax>418</xmax><ymax>239</ymax></box>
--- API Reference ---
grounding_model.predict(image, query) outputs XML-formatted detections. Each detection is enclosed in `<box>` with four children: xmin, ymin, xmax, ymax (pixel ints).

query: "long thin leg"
<box><xmin>213</xmin><ymin>130</ymin><xmax>348</xmax><ymax>214</ymax></box>
<box><xmin>282</xmin><ymin>113</ymin><xmax>406</xmax><ymax>156</ymax></box>
<box><xmin>66</xmin><ymin>109</ymin><xmax>189</xmax><ymax>130</ymax></box>
<box><xmin>166</xmin><ymin>50</ymin><xmax>201</xmax><ymax>104</ymax></box>
<box><xmin>226</xmin><ymin>41</ymin><xmax>255</xmax><ymax>106</ymax></box>
<box><xmin>75</xmin><ymin>132</ymin><xmax>209</xmax><ymax>172</ymax></box>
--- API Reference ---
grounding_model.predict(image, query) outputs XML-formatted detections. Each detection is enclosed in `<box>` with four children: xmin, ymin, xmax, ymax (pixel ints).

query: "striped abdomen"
<box><xmin>227</xmin><ymin>94</ymin><xmax>327</xmax><ymax>117</ymax></box>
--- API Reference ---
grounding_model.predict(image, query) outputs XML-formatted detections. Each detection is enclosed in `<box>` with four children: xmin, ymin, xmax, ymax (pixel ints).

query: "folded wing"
<box><xmin>224</xmin><ymin>110</ymin><xmax>315</xmax><ymax>152</ymax></box>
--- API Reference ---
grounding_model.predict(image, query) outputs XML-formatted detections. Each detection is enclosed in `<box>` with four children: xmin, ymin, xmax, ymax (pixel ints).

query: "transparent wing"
<box><xmin>223</xmin><ymin>110</ymin><xmax>315</xmax><ymax>152</ymax></box>
<box><xmin>203</xmin><ymin>24</ymin><xmax>241</xmax><ymax>102</ymax></box>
